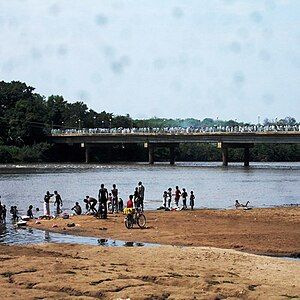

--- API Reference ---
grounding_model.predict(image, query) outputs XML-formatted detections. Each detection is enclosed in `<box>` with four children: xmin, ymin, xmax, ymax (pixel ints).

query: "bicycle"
<box><xmin>123</xmin><ymin>207</ymin><xmax>146</xmax><ymax>229</ymax></box>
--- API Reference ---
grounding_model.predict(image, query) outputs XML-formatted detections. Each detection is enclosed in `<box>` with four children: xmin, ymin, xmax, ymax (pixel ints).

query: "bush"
<box><xmin>0</xmin><ymin>143</ymin><xmax>52</xmax><ymax>163</ymax></box>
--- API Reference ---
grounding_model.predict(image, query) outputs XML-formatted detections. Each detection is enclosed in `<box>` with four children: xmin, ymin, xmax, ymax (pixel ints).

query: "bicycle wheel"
<box><xmin>137</xmin><ymin>213</ymin><xmax>146</xmax><ymax>228</ymax></box>
<box><xmin>124</xmin><ymin>216</ymin><xmax>133</xmax><ymax>229</ymax></box>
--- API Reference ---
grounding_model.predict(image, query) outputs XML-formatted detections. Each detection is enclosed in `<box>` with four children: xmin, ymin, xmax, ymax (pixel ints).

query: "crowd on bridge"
<box><xmin>51</xmin><ymin>124</ymin><xmax>300</xmax><ymax>136</ymax></box>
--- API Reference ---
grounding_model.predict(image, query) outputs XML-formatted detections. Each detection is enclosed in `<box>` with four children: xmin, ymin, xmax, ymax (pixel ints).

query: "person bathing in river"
<box><xmin>72</xmin><ymin>202</ymin><xmax>82</xmax><ymax>215</ymax></box>
<box><xmin>27</xmin><ymin>205</ymin><xmax>34</xmax><ymax>219</ymax></box>
<box><xmin>54</xmin><ymin>191</ymin><xmax>63</xmax><ymax>214</ymax></box>
<box><xmin>10</xmin><ymin>206</ymin><xmax>19</xmax><ymax>222</ymax></box>
<box><xmin>44</xmin><ymin>191</ymin><xmax>54</xmax><ymax>216</ymax></box>
<box><xmin>235</xmin><ymin>200</ymin><xmax>250</xmax><ymax>209</ymax></box>
<box><xmin>2</xmin><ymin>205</ymin><xmax>6</xmax><ymax>223</ymax></box>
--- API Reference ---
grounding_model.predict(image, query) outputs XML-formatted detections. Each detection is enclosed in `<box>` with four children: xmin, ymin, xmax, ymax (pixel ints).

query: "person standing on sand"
<box><xmin>163</xmin><ymin>191</ymin><xmax>168</xmax><ymax>207</ymax></box>
<box><xmin>181</xmin><ymin>188</ymin><xmax>188</xmax><ymax>210</ymax></box>
<box><xmin>98</xmin><ymin>184</ymin><xmax>108</xmax><ymax>219</ymax></box>
<box><xmin>111</xmin><ymin>184</ymin><xmax>119</xmax><ymax>213</ymax></box>
<box><xmin>167</xmin><ymin>188</ymin><xmax>172</xmax><ymax>208</ymax></box>
<box><xmin>54</xmin><ymin>191</ymin><xmax>63</xmax><ymax>215</ymax></box>
<box><xmin>138</xmin><ymin>181</ymin><xmax>145</xmax><ymax>211</ymax></box>
<box><xmin>174</xmin><ymin>186</ymin><xmax>181</xmax><ymax>207</ymax></box>
<box><xmin>44</xmin><ymin>191</ymin><xmax>53</xmax><ymax>216</ymax></box>
<box><xmin>190</xmin><ymin>191</ymin><xmax>195</xmax><ymax>210</ymax></box>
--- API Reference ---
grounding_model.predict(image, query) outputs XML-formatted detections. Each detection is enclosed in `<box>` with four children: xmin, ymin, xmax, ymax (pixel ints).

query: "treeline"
<box><xmin>0</xmin><ymin>80</ymin><xmax>299</xmax><ymax>163</ymax></box>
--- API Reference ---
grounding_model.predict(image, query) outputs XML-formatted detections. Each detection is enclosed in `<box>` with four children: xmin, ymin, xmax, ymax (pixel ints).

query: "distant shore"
<box><xmin>27</xmin><ymin>207</ymin><xmax>300</xmax><ymax>257</ymax></box>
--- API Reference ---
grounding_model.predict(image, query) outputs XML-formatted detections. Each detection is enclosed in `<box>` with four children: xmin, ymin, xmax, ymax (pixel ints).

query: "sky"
<box><xmin>0</xmin><ymin>0</ymin><xmax>299</xmax><ymax>123</ymax></box>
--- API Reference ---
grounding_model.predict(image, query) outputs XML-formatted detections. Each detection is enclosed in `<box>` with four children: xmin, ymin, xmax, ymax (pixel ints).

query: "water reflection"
<box><xmin>0</xmin><ymin>220</ymin><xmax>158</xmax><ymax>247</ymax></box>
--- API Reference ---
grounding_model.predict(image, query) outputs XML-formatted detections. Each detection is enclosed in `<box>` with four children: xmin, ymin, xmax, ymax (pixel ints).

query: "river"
<box><xmin>0</xmin><ymin>162</ymin><xmax>299</xmax><ymax>215</ymax></box>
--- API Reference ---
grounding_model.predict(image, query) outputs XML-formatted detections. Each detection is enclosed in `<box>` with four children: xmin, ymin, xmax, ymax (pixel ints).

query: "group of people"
<box><xmin>92</xmin><ymin>181</ymin><xmax>145</xmax><ymax>219</ymax></box>
<box><xmin>0</xmin><ymin>196</ymin><xmax>35</xmax><ymax>223</ymax></box>
<box><xmin>42</xmin><ymin>181</ymin><xmax>146</xmax><ymax>220</ymax></box>
<box><xmin>162</xmin><ymin>186</ymin><xmax>195</xmax><ymax>210</ymax></box>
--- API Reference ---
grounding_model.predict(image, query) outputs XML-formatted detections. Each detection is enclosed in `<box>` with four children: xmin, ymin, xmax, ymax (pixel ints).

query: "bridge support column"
<box><xmin>244</xmin><ymin>147</ymin><xmax>250</xmax><ymax>167</ymax></box>
<box><xmin>170</xmin><ymin>145</ymin><xmax>175</xmax><ymax>165</ymax></box>
<box><xmin>85</xmin><ymin>144</ymin><xmax>91</xmax><ymax>163</ymax></box>
<box><xmin>148</xmin><ymin>144</ymin><xmax>155</xmax><ymax>164</ymax></box>
<box><xmin>221</xmin><ymin>145</ymin><xmax>228</xmax><ymax>167</ymax></box>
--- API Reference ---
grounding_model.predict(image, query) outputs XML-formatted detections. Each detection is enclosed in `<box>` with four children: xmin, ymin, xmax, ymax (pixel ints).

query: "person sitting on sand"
<box><xmin>72</xmin><ymin>202</ymin><xmax>82</xmax><ymax>215</ymax></box>
<box><xmin>127</xmin><ymin>195</ymin><xmax>134</xmax><ymax>209</ymax></box>
<box><xmin>27</xmin><ymin>205</ymin><xmax>34</xmax><ymax>219</ymax></box>
<box><xmin>235</xmin><ymin>200</ymin><xmax>250</xmax><ymax>209</ymax></box>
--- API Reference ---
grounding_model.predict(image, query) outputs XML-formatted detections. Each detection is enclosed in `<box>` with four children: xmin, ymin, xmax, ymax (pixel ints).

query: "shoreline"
<box><xmin>26</xmin><ymin>207</ymin><xmax>300</xmax><ymax>258</ymax></box>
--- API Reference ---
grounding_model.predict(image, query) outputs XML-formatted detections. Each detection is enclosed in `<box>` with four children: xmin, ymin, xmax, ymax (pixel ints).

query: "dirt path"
<box><xmin>28</xmin><ymin>207</ymin><xmax>300</xmax><ymax>257</ymax></box>
<box><xmin>0</xmin><ymin>243</ymin><xmax>299</xmax><ymax>300</ymax></box>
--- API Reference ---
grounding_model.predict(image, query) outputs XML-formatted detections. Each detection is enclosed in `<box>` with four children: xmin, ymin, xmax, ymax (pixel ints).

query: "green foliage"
<box><xmin>0</xmin><ymin>143</ymin><xmax>52</xmax><ymax>163</ymax></box>
<box><xmin>0</xmin><ymin>80</ymin><xmax>299</xmax><ymax>163</ymax></box>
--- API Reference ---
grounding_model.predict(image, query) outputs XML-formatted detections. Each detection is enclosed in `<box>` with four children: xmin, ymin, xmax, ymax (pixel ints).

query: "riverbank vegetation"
<box><xmin>0</xmin><ymin>80</ymin><xmax>299</xmax><ymax>163</ymax></box>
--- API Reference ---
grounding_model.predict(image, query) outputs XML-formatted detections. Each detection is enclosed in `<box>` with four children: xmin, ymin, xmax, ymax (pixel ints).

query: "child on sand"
<box><xmin>190</xmin><ymin>191</ymin><xmax>195</xmax><ymax>210</ymax></box>
<box><xmin>181</xmin><ymin>188</ymin><xmax>188</xmax><ymax>210</ymax></box>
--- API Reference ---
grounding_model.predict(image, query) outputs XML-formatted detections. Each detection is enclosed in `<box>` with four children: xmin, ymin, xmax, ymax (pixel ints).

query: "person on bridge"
<box><xmin>98</xmin><ymin>184</ymin><xmax>108</xmax><ymax>219</ymax></box>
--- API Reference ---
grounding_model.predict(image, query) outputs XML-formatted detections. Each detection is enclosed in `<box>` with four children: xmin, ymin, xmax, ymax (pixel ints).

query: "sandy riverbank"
<box><xmin>1</xmin><ymin>243</ymin><xmax>299</xmax><ymax>300</ymax></box>
<box><xmin>28</xmin><ymin>207</ymin><xmax>300</xmax><ymax>257</ymax></box>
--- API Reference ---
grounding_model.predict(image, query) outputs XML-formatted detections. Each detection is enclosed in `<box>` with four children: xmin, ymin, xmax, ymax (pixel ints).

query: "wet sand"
<box><xmin>28</xmin><ymin>207</ymin><xmax>300</xmax><ymax>257</ymax></box>
<box><xmin>1</xmin><ymin>243</ymin><xmax>299</xmax><ymax>299</ymax></box>
<box><xmin>1</xmin><ymin>207</ymin><xmax>299</xmax><ymax>299</ymax></box>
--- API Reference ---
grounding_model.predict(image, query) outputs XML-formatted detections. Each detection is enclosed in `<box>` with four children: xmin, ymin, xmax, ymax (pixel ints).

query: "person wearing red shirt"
<box><xmin>127</xmin><ymin>195</ymin><xmax>134</xmax><ymax>208</ymax></box>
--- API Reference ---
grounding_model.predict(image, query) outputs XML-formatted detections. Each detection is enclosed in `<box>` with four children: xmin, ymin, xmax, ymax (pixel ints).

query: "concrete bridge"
<box><xmin>49</xmin><ymin>130</ymin><xmax>300</xmax><ymax>166</ymax></box>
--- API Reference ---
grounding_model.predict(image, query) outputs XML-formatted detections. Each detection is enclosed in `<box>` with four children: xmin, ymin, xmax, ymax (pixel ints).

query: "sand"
<box><xmin>1</xmin><ymin>207</ymin><xmax>299</xmax><ymax>299</ymax></box>
<box><xmin>0</xmin><ymin>243</ymin><xmax>299</xmax><ymax>299</ymax></box>
<box><xmin>28</xmin><ymin>207</ymin><xmax>300</xmax><ymax>257</ymax></box>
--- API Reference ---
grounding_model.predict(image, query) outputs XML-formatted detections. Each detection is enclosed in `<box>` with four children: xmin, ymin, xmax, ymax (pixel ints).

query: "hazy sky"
<box><xmin>0</xmin><ymin>0</ymin><xmax>299</xmax><ymax>122</ymax></box>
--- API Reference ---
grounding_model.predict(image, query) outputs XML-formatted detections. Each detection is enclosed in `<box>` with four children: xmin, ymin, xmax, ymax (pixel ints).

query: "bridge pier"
<box><xmin>85</xmin><ymin>144</ymin><xmax>91</xmax><ymax>163</ymax></box>
<box><xmin>148</xmin><ymin>144</ymin><xmax>155</xmax><ymax>164</ymax></box>
<box><xmin>170</xmin><ymin>145</ymin><xmax>175</xmax><ymax>165</ymax></box>
<box><xmin>221</xmin><ymin>145</ymin><xmax>229</xmax><ymax>167</ymax></box>
<box><xmin>244</xmin><ymin>147</ymin><xmax>250</xmax><ymax>167</ymax></box>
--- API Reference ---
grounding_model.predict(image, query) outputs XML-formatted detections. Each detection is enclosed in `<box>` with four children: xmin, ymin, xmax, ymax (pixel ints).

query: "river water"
<box><xmin>0</xmin><ymin>162</ymin><xmax>299</xmax><ymax>215</ymax></box>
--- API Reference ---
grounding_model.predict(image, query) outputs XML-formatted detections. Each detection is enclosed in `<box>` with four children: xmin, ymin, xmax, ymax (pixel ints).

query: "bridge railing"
<box><xmin>50</xmin><ymin>125</ymin><xmax>300</xmax><ymax>136</ymax></box>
